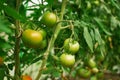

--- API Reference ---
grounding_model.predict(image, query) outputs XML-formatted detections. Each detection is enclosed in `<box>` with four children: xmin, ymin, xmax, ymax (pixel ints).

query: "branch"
<box><xmin>14</xmin><ymin>0</ymin><xmax>21</xmax><ymax>79</ymax></box>
<box><xmin>35</xmin><ymin>0</ymin><xmax>68</xmax><ymax>80</ymax></box>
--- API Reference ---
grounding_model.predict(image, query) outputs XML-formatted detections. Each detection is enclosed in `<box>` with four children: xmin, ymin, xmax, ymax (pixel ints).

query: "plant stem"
<box><xmin>14</xmin><ymin>0</ymin><xmax>21</xmax><ymax>80</ymax></box>
<box><xmin>35</xmin><ymin>0</ymin><xmax>68</xmax><ymax>80</ymax></box>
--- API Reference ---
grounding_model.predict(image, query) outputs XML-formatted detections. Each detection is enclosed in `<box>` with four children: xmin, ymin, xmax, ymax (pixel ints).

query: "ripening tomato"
<box><xmin>41</xmin><ymin>11</ymin><xmax>57</xmax><ymax>27</ymax></box>
<box><xmin>63</xmin><ymin>38</ymin><xmax>80</xmax><ymax>54</ymax></box>
<box><xmin>60</xmin><ymin>53</ymin><xmax>75</xmax><ymax>67</ymax></box>
<box><xmin>22</xmin><ymin>29</ymin><xmax>43</xmax><ymax>48</ymax></box>
<box><xmin>77</xmin><ymin>68</ymin><xmax>91</xmax><ymax>78</ymax></box>
<box><xmin>21</xmin><ymin>75</ymin><xmax>32</xmax><ymax>80</ymax></box>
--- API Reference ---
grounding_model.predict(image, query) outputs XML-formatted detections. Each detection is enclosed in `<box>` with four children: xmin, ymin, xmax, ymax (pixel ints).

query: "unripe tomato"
<box><xmin>22</xmin><ymin>29</ymin><xmax>43</xmax><ymax>48</ymax></box>
<box><xmin>63</xmin><ymin>38</ymin><xmax>80</xmax><ymax>54</ymax></box>
<box><xmin>96</xmin><ymin>54</ymin><xmax>104</xmax><ymax>62</ymax></box>
<box><xmin>41</xmin><ymin>11</ymin><xmax>57</xmax><ymax>27</ymax></box>
<box><xmin>60</xmin><ymin>53</ymin><xmax>75</xmax><ymax>67</ymax></box>
<box><xmin>39</xmin><ymin>29</ymin><xmax>47</xmax><ymax>39</ymax></box>
<box><xmin>39</xmin><ymin>39</ymin><xmax>47</xmax><ymax>49</ymax></box>
<box><xmin>87</xmin><ymin>59</ymin><xmax>96</xmax><ymax>68</ymax></box>
<box><xmin>21</xmin><ymin>75</ymin><xmax>32</xmax><ymax>80</ymax></box>
<box><xmin>0</xmin><ymin>57</ymin><xmax>4</xmax><ymax>65</ymax></box>
<box><xmin>77</xmin><ymin>68</ymin><xmax>91</xmax><ymax>78</ymax></box>
<box><xmin>94</xmin><ymin>0</ymin><xmax>99</xmax><ymax>6</ymax></box>
<box><xmin>90</xmin><ymin>76</ymin><xmax>97</xmax><ymax>80</ymax></box>
<box><xmin>91</xmin><ymin>67</ymin><xmax>99</xmax><ymax>74</ymax></box>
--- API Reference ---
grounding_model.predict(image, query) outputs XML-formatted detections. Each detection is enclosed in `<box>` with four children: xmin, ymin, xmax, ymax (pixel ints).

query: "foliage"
<box><xmin>0</xmin><ymin>0</ymin><xmax>120</xmax><ymax>80</ymax></box>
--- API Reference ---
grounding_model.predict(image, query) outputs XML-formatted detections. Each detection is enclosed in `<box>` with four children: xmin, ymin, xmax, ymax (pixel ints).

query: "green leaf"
<box><xmin>110</xmin><ymin>0</ymin><xmax>120</xmax><ymax>10</ymax></box>
<box><xmin>83</xmin><ymin>27</ymin><xmax>93</xmax><ymax>52</ymax></box>
<box><xmin>0</xmin><ymin>16</ymin><xmax>11</xmax><ymax>33</ymax></box>
<box><xmin>94</xmin><ymin>18</ymin><xmax>112</xmax><ymax>36</ymax></box>
<box><xmin>94</xmin><ymin>28</ymin><xmax>102</xmax><ymax>45</ymax></box>
<box><xmin>94</xmin><ymin>28</ymin><xmax>106</xmax><ymax>54</ymax></box>
<box><xmin>46</xmin><ymin>0</ymin><xmax>54</xmax><ymax>6</ymax></box>
<box><xmin>0</xmin><ymin>67</ymin><xmax>5</xmax><ymax>80</ymax></box>
<box><xmin>3</xmin><ymin>5</ymin><xmax>26</xmax><ymax>22</ymax></box>
<box><xmin>0</xmin><ymin>39</ymin><xmax>12</xmax><ymax>49</ymax></box>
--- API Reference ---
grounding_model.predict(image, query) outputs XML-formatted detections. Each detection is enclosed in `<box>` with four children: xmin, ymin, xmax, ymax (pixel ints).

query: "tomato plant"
<box><xmin>60</xmin><ymin>53</ymin><xmax>75</xmax><ymax>67</ymax></box>
<box><xmin>22</xmin><ymin>29</ymin><xmax>43</xmax><ymax>48</ymax></box>
<box><xmin>0</xmin><ymin>0</ymin><xmax>120</xmax><ymax>80</ymax></box>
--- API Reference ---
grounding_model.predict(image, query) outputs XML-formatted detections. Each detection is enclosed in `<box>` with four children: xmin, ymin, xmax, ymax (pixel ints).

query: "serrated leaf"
<box><xmin>83</xmin><ymin>27</ymin><xmax>93</xmax><ymax>52</ymax></box>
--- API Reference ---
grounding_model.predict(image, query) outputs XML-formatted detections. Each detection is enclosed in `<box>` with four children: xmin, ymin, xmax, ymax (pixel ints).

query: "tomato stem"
<box><xmin>35</xmin><ymin>0</ymin><xmax>68</xmax><ymax>80</ymax></box>
<box><xmin>14</xmin><ymin>0</ymin><xmax>21</xmax><ymax>79</ymax></box>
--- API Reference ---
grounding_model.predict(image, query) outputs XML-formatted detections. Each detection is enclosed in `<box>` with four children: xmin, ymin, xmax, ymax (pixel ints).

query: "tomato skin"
<box><xmin>39</xmin><ymin>39</ymin><xmax>47</xmax><ymax>49</ymax></box>
<box><xmin>90</xmin><ymin>76</ymin><xmax>97</xmax><ymax>80</ymax></box>
<box><xmin>78</xmin><ymin>68</ymin><xmax>91</xmax><ymax>78</ymax></box>
<box><xmin>41</xmin><ymin>11</ymin><xmax>57</xmax><ymax>27</ymax></box>
<box><xmin>22</xmin><ymin>29</ymin><xmax>43</xmax><ymax>48</ymax></box>
<box><xmin>60</xmin><ymin>53</ymin><xmax>75</xmax><ymax>67</ymax></box>
<box><xmin>21</xmin><ymin>75</ymin><xmax>32</xmax><ymax>80</ymax></box>
<box><xmin>63</xmin><ymin>38</ymin><xmax>80</xmax><ymax>54</ymax></box>
<box><xmin>91</xmin><ymin>67</ymin><xmax>99</xmax><ymax>74</ymax></box>
<box><xmin>39</xmin><ymin>29</ymin><xmax>47</xmax><ymax>39</ymax></box>
<box><xmin>88</xmin><ymin>59</ymin><xmax>96</xmax><ymax>68</ymax></box>
<box><xmin>94</xmin><ymin>0</ymin><xmax>99</xmax><ymax>6</ymax></box>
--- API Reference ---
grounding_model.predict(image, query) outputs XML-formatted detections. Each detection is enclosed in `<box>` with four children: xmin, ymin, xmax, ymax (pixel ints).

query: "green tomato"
<box><xmin>39</xmin><ymin>39</ymin><xmax>47</xmax><ymax>49</ymax></box>
<box><xmin>96</xmin><ymin>53</ymin><xmax>104</xmax><ymax>62</ymax></box>
<box><xmin>63</xmin><ymin>38</ymin><xmax>80</xmax><ymax>54</ymax></box>
<box><xmin>94</xmin><ymin>0</ymin><xmax>99</xmax><ymax>6</ymax></box>
<box><xmin>41</xmin><ymin>11</ymin><xmax>57</xmax><ymax>27</ymax></box>
<box><xmin>60</xmin><ymin>53</ymin><xmax>75</xmax><ymax>67</ymax></box>
<box><xmin>88</xmin><ymin>59</ymin><xmax>96</xmax><ymax>68</ymax></box>
<box><xmin>90</xmin><ymin>76</ymin><xmax>97</xmax><ymax>80</ymax></box>
<box><xmin>78</xmin><ymin>68</ymin><xmax>91</xmax><ymax>78</ymax></box>
<box><xmin>22</xmin><ymin>29</ymin><xmax>43</xmax><ymax>48</ymax></box>
<box><xmin>91</xmin><ymin>67</ymin><xmax>99</xmax><ymax>74</ymax></box>
<box><xmin>39</xmin><ymin>29</ymin><xmax>47</xmax><ymax>39</ymax></box>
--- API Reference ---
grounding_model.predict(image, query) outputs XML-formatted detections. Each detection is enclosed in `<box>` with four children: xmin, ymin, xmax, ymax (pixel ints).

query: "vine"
<box><xmin>35</xmin><ymin>0</ymin><xmax>68</xmax><ymax>80</ymax></box>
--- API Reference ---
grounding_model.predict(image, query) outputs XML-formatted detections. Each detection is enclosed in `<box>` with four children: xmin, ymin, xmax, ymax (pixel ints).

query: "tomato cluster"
<box><xmin>60</xmin><ymin>38</ymin><xmax>80</xmax><ymax>67</ymax></box>
<box><xmin>77</xmin><ymin>58</ymin><xmax>99</xmax><ymax>79</ymax></box>
<box><xmin>22</xmin><ymin>11</ymin><xmax>57</xmax><ymax>49</ymax></box>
